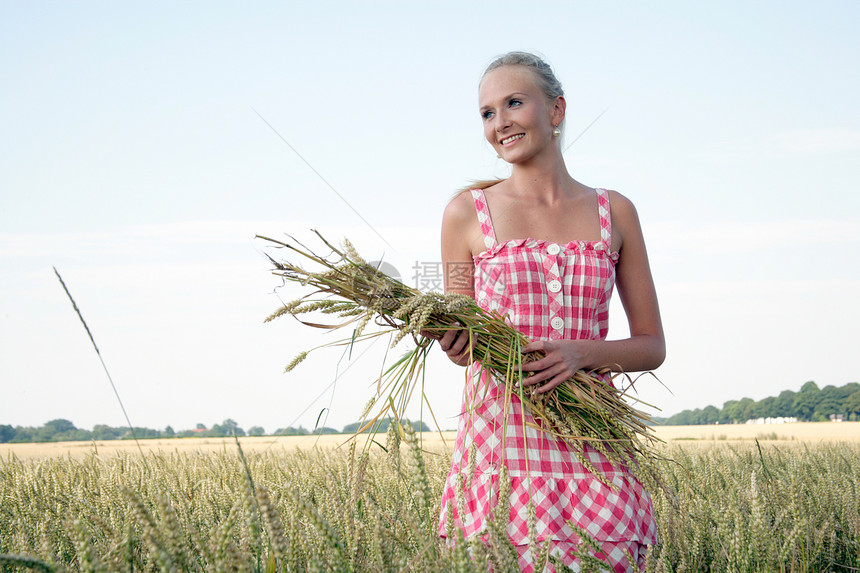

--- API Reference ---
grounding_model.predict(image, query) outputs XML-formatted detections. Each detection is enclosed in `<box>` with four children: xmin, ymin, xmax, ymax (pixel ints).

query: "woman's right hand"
<box><xmin>423</xmin><ymin>328</ymin><xmax>475</xmax><ymax>367</ymax></box>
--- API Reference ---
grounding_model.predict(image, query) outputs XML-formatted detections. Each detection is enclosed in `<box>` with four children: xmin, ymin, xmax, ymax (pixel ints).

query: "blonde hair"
<box><xmin>456</xmin><ymin>178</ymin><xmax>504</xmax><ymax>195</ymax></box>
<box><xmin>481</xmin><ymin>51</ymin><xmax>565</xmax><ymax>104</ymax></box>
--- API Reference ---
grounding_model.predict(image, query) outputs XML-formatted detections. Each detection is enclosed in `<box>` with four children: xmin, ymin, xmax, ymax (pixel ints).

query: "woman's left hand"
<box><xmin>519</xmin><ymin>339</ymin><xmax>594</xmax><ymax>394</ymax></box>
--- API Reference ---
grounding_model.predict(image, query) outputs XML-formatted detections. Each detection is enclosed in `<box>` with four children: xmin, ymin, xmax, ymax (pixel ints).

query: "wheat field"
<box><xmin>3</xmin><ymin>421</ymin><xmax>859</xmax><ymax>461</ymax></box>
<box><xmin>2</xmin><ymin>424</ymin><xmax>859</xmax><ymax>572</ymax></box>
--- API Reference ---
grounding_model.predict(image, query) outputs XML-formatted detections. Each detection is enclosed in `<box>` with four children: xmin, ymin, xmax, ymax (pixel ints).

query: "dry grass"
<box><xmin>0</xmin><ymin>433</ymin><xmax>455</xmax><ymax>461</ymax></box>
<box><xmin>654</xmin><ymin>421</ymin><xmax>860</xmax><ymax>442</ymax></box>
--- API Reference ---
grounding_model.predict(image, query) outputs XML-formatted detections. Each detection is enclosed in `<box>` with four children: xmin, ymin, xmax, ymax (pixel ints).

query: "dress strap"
<box><xmin>596</xmin><ymin>188</ymin><xmax>612</xmax><ymax>251</ymax></box>
<box><xmin>470</xmin><ymin>188</ymin><xmax>498</xmax><ymax>250</ymax></box>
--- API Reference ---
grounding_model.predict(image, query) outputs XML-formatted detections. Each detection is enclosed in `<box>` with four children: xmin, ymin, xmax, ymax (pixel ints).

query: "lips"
<box><xmin>500</xmin><ymin>133</ymin><xmax>525</xmax><ymax>145</ymax></box>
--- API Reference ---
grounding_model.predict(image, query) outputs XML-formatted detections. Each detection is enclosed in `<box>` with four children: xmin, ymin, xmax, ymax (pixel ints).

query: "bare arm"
<box><xmin>429</xmin><ymin>192</ymin><xmax>481</xmax><ymax>365</ymax></box>
<box><xmin>521</xmin><ymin>192</ymin><xmax>665</xmax><ymax>392</ymax></box>
<box><xmin>440</xmin><ymin>191</ymin><xmax>479</xmax><ymax>297</ymax></box>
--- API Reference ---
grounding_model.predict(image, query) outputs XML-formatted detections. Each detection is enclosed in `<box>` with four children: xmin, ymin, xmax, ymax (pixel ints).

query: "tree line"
<box><xmin>14</xmin><ymin>380</ymin><xmax>856</xmax><ymax>442</ymax></box>
<box><xmin>657</xmin><ymin>381</ymin><xmax>860</xmax><ymax>425</ymax></box>
<box><xmin>0</xmin><ymin>417</ymin><xmax>431</xmax><ymax>444</ymax></box>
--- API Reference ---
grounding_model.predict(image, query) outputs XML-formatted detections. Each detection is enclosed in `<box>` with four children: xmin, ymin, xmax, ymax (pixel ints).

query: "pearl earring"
<box><xmin>552</xmin><ymin>126</ymin><xmax>561</xmax><ymax>137</ymax></box>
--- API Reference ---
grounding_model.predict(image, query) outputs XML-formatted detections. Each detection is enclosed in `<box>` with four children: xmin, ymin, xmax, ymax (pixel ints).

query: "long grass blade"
<box><xmin>53</xmin><ymin>267</ymin><xmax>148</xmax><ymax>465</ymax></box>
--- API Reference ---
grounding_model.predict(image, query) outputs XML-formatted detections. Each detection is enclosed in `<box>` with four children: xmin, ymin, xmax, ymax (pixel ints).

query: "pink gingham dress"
<box><xmin>438</xmin><ymin>188</ymin><xmax>657</xmax><ymax>572</ymax></box>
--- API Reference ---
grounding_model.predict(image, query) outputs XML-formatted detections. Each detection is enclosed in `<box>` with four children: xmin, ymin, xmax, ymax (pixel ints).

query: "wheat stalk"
<box><xmin>258</xmin><ymin>231</ymin><xmax>663</xmax><ymax>480</ymax></box>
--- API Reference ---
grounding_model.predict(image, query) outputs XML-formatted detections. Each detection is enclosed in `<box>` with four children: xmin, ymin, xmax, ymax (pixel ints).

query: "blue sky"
<box><xmin>2</xmin><ymin>1</ymin><xmax>858</xmax><ymax>434</ymax></box>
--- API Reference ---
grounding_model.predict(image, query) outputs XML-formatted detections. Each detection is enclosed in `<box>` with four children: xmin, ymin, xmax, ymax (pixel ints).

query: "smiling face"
<box><xmin>478</xmin><ymin>65</ymin><xmax>564</xmax><ymax>164</ymax></box>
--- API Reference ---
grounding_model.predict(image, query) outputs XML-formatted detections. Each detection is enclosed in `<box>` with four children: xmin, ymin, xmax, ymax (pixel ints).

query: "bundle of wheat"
<box><xmin>258</xmin><ymin>231</ymin><xmax>663</xmax><ymax>484</ymax></box>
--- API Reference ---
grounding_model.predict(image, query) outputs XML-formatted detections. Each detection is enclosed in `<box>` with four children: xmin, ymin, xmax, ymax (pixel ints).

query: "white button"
<box><xmin>551</xmin><ymin>317</ymin><xmax>564</xmax><ymax>330</ymax></box>
<box><xmin>548</xmin><ymin>280</ymin><xmax>562</xmax><ymax>293</ymax></box>
<box><xmin>547</xmin><ymin>243</ymin><xmax>560</xmax><ymax>255</ymax></box>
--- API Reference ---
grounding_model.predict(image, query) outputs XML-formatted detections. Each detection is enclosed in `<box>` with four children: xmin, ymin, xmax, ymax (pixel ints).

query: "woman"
<box><xmin>435</xmin><ymin>52</ymin><xmax>665</xmax><ymax>572</ymax></box>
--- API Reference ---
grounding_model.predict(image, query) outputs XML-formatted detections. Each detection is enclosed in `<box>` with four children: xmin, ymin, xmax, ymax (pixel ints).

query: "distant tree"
<box><xmin>739</xmin><ymin>397</ymin><xmax>756</xmax><ymax>421</ymax></box>
<box><xmin>793</xmin><ymin>382</ymin><xmax>822</xmax><ymax>421</ymax></box>
<box><xmin>248</xmin><ymin>426</ymin><xmax>265</xmax><ymax>437</ymax></box>
<box><xmin>92</xmin><ymin>425</ymin><xmax>120</xmax><ymax>441</ymax></box>
<box><xmin>163</xmin><ymin>426</ymin><xmax>175</xmax><ymax>437</ymax></box>
<box><xmin>34</xmin><ymin>419</ymin><xmax>81</xmax><ymax>442</ymax></box>
<box><xmin>45</xmin><ymin>419</ymin><xmax>76</xmax><ymax>433</ymax></box>
<box><xmin>701</xmin><ymin>405</ymin><xmax>720</xmax><ymax>424</ymax></box>
<box><xmin>341</xmin><ymin>422</ymin><xmax>362</xmax><ymax>434</ymax></box>
<box><xmin>210</xmin><ymin>419</ymin><xmax>245</xmax><ymax>437</ymax></box>
<box><xmin>752</xmin><ymin>396</ymin><xmax>777</xmax><ymax>419</ymax></box>
<box><xmin>122</xmin><ymin>427</ymin><xmax>161</xmax><ymax>439</ymax></box>
<box><xmin>840</xmin><ymin>382</ymin><xmax>860</xmax><ymax>396</ymax></box>
<box><xmin>65</xmin><ymin>429</ymin><xmax>93</xmax><ymax>441</ymax></box>
<box><xmin>774</xmin><ymin>390</ymin><xmax>797</xmax><ymax>417</ymax></box>
<box><xmin>342</xmin><ymin>419</ymin><xmax>430</xmax><ymax>434</ymax></box>
<box><xmin>274</xmin><ymin>426</ymin><xmax>309</xmax><ymax>436</ymax></box>
<box><xmin>687</xmin><ymin>408</ymin><xmax>704</xmax><ymax>425</ymax></box>
<box><xmin>0</xmin><ymin>425</ymin><xmax>16</xmax><ymax>443</ymax></box>
<box><xmin>814</xmin><ymin>385</ymin><xmax>844</xmax><ymax>421</ymax></box>
<box><xmin>724</xmin><ymin>398</ymin><xmax>755</xmax><ymax>423</ymax></box>
<box><xmin>664</xmin><ymin>410</ymin><xmax>692</xmax><ymax>425</ymax></box>
<box><xmin>721</xmin><ymin>400</ymin><xmax>739</xmax><ymax>424</ymax></box>
<box><xmin>10</xmin><ymin>426</ymin><xmax>34</xmax><ymax>443</ymax></box>
<box><xmin>846</xmin><ymin>389</ymin><xmax>860</xmax><ymax>420</ymax></box>
<box><xmin>800</xmin><ymin>380</ymin><xmax>820</xmax><ymax>393</ymax></box>
<box><xmin>195</xmin><ymin>423</ymin><xmax>206</xmax><ymax>430</ymax></box>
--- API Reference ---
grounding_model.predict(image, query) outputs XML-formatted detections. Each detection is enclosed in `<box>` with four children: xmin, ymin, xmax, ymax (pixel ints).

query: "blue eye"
<box><xmin>481</xmin><ymin>110</ymin><xmax>494</xmax><ymax>120</ymax></box>
<box><xmin>509</xmin><ymin>98</ymin><xmax>522</xmax><ymax>108</ymax></box>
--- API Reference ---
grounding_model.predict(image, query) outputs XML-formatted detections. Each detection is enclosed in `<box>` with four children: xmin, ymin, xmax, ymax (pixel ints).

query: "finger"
<box><xmin>448</xmin><ymin>331</ymin><xmax>471</xmax><ymax>356</ymax></box>
<box><xmin>520</xmin><ymin>356</ymin><xmax>552</xmax><ymax>372</ymax></box>
<box><xmin>531</xmin><ymin>365</ymin><xmax>570</xmax><ymax>392</ymax></box>
<box><xmin>535</xmin><ymin>375</ymin><xmax>564</xmax><ymax>394</ymax></box>
<box><xmin>439</xmin><ymin>328</ymin><xmax>459</xmax><ymax>350</ymax></box>
<box><xmin>521</xmin><ymin>349</ymin><xmax>563</xmax><ymax>372</ymax></box>
<box><xmin>450</xmin><ymin>343</ymin><xmax>473</xmax><ymax>365</ymax></box>
<box><xmin>521</xmin><ymin>369</ymin><xmax>548</xmax><ymax>386</ymax></box>
<box><xmin>522</xmin><ymin>362</ymin><xmax>567</xmax><ymax>386</ymax></box>
<box><xmin>522</xmin><ymin>340</ymin><xmax>552</xmax><ymax>354</ymax></box>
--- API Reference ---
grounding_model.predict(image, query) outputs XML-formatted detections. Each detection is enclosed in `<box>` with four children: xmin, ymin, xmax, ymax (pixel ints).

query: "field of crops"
<box><xmin>2</xmin><ymin>428</ymin><xmax>859</xmax><ymax>572</ymax></box>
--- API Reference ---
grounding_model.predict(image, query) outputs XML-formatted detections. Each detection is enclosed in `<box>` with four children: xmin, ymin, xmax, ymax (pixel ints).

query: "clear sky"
<box><xmin>2</xmin><ymin>1</ymin><xmax>858</xmax><ymax>434</ymax></box>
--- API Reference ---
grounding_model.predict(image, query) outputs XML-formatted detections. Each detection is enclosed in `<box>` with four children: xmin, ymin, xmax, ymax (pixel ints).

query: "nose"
<box><xmin>494</xmin><ymin>111</ymin><xmax>511</xmax><ymax>133</ymax></box>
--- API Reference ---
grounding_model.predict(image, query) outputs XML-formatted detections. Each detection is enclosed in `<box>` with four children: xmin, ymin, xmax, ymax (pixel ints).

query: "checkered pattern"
<box><xmin>472</xmin><ymin>191</ymin><xmax>498</xmax><ymax>251</ymax></box>
<box><xmin>438</xmin><ymin>188</ymin><xmax>657</xmax><ymax>567</ymax></box>
<box><xmin>513</xmin><ymin>537</ymin><xmax>647</xmax><ymax>572</ymax></box>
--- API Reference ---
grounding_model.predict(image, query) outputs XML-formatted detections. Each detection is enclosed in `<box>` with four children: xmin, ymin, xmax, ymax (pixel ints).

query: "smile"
<box><xmin>500</xmin><ymin>133</ymin><xmax>524</xmax><ymax>145</ymax></box>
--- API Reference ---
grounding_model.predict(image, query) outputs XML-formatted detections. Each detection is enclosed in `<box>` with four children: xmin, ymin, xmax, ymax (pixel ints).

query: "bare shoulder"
<box><xmin>606</xmin><ymin>189</ymin><xmax>638</xmax><ymax>219</ymax></box>
<box><xmin>443</xmin><ymin>189</ymin><xmax>477</xmax><ymax>225</ymax></box>
<box><xmin>606</xmin><ymin>190</ymin><xmax>643</xmax><ymax>249</ymax></box>
<box><xmin>442</xmin><ymin>188</ymin><xmax>484</xmax><ymax>260</ymax></box>
<box><xmin>441</xmin><ymin>189</ymin><xmax>481</xmax><ymax>293</ymax></box>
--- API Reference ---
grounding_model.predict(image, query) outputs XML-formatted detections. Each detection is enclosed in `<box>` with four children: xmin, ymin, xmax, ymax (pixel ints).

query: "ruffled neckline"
<box><xmin>474</xmin><ymin>237</ymin><xmax>619</xmax><ymax>263</ymax></box>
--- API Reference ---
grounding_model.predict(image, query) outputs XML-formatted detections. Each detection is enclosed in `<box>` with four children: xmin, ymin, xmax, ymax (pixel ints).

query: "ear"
<box><xmin>551</xmin><ymin>95</ymin><xmax>566</xmax><ymax>127</ymax></box>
